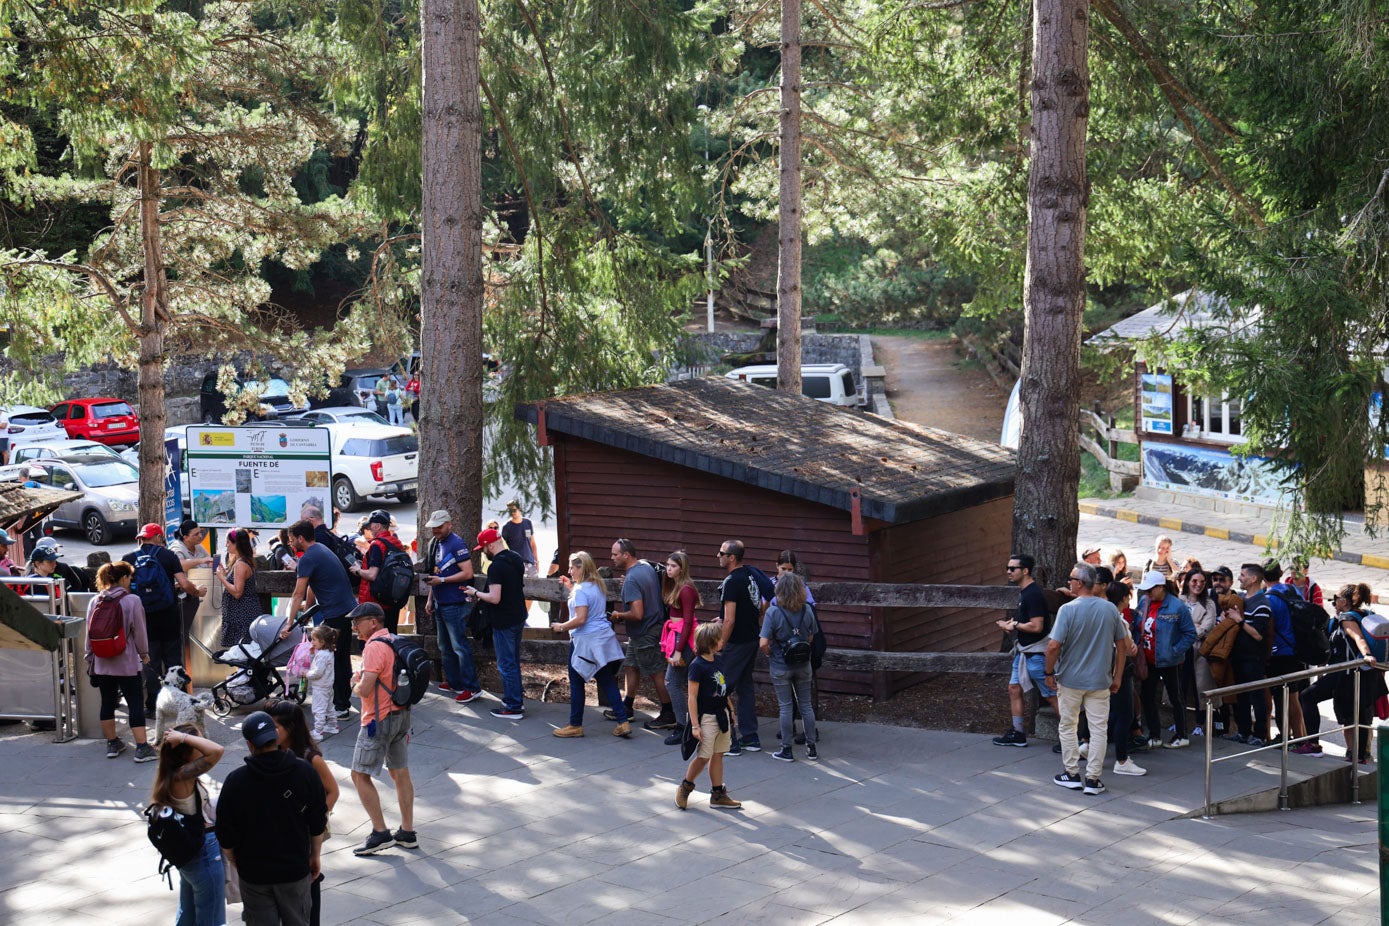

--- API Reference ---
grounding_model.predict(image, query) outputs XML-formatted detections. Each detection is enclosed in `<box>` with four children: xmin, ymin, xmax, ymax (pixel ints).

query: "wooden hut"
<box><xmin>517</xmin><ymin>378</ymin><xmax>1017</xmax><ymax>700</ymax></box>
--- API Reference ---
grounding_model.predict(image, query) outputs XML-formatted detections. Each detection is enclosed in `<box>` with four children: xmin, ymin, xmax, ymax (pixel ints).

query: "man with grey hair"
<box><xmin>1045</xmin><ymin>561</ymin><xmax>1129</xmax><ymax>796</ymax></box>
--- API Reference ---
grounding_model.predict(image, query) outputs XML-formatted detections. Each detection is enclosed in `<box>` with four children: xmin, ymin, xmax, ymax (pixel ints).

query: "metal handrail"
<box><xmin>1202</xmin><ymin>658</ymin><xmax>1388</xmax><ymax>818</ymax></box>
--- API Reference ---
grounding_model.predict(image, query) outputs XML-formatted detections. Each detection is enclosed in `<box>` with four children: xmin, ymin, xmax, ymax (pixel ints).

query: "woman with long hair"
<box><xmin>759</xmin><ymin>572</ymin><xmax>820</xmax><ymax>762</ymax></box>
<box><xmin>550</xmin><ymin>551</ymin><xmax>629</xmax><ymax>738</ymax></box>
<box><xmin>661</xmin><ymin>551</ymin><xmax>703</xmax><ymax>743</ymax></box>
<box><xmin>268</xmin><ymin>700</ymin><xmax>339</xmax><ymax>926</ymax></box>
<box><xmin>150</xmin><ymin>724</ymin><xmax>226</xmax><ymax>925</ymax></box>
<box><xmin>1298</xmin><ymin>583</ymin><xmax>1386</xmax><ymax>762</ymax></box>
<box><xmin>215</xmin><ymin>528</ymin><xmax>260</xmax><ymax>646</ymax></box>
<box><xmin>1181</xmin><ymin>569</ymin><xmax>1222</xmax><ymax>733</ymax></box>
<box><xmin>87</xmin><ymin>561</ymin><xmax>155</xmax><ymax>762</ymax></box>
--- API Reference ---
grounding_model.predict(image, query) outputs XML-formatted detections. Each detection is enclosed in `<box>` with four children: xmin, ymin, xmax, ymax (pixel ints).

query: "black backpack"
<box><xmin>145</xmin><ymin>787</ymin><xmax>205</xmax><ymax>888</ymax></box>
<box><xmin>371</xmin><ymin>634</ymin><xmax>433</xmax><ymax>707</ymax></box>
<box><xmin>1272</xmin><ymin>589</ymin><xmax>1332</xmax><ymax>666</ymax></box>
<box><xmin>370</xmin><ymin>541</ymin><xmax>416</xmax><ymax>607</ymax></box>
<box><xmin>780</xmin><ymin>605</ymin><xmax>815</xmax><ymax>666</ymax></box>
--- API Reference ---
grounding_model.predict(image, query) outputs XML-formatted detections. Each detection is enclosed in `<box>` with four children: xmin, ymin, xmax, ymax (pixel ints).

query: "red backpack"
<box><xmin>89</xmin><ymin>589</ymin><xmax>130</xmax><ymax>659</ymax></box>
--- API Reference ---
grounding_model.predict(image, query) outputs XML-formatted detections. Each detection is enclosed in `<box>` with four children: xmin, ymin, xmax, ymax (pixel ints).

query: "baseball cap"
<box><xmin>241</xmin><ymin>711</ymin><xmax>280</xmax><ymax>748</ymax></box>
<box><xmin>367</xmin><ymin>509</ymin><xmax>392</xmax><ymax>527</ymax></box>
<box><xmin>1081</xmin><ymin>546</ymin><xmax>1102</xmax><ymax>558</ymax></box>
<box><xmin>1136</xmin><ymin>570</ymin><xmax>1167</xmax><ymax>592</ymax></box>
<box><xmin>137</xmin><ymin>523</ymin><xmax>164</xmax><ymax>541</ymax></box>
<box><xmin>29</xmin><ymin>547</ymin><xmax>58</xmax><ymax>564</ymax></box>
<box><xmin>1213</xmin><ymin>565</ymin><xmax>1234</xmax><ymax>580</ymax></box>
<box><xmin>348</xmin><ymin>602</ymin><xmax>385</xmax><ymax>622</ymax></box>
<box><xmin>0</xmin><ymin>529</ymin><xmax>11</xmax><ymax>545</ymax></box>
<box><xmin>424</xmin><ymin>509</ymin><xmax>451</xmax><ymax>529</ymax></box>
<box><xmin>34</xmin><ymin>537</ymin><xmax>62</xmax><ymax>555</ymax></box>
<box><xmin>474</xmin><ymin>527</ymin><xmax>502</xmax><ymax>552</ymax></box>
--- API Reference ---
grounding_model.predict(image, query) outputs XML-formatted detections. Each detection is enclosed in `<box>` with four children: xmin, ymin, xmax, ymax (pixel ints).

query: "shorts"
<box><xmin>1011</xmin><ymin>652</ymin><xmax>1057</xmax><ymax>699</ymax></box>
<box><xmin>1267</xmin><ymin>655</ymin><xmax>1309</xmax><ymax>692</ymax></box>
<box><xmin>622</xmin><ymin>630</ymin><xmax>666</xmax><ymax>677</ymax></box>
<box><xmin>697</xmin><ymin>713</ymin><xmax>731</xmax><ymax>759</ymax></box>
<box><xmin>350</xmin><ymin>708</ymin><xmax>411</xmax><ymax>777</ymax></box>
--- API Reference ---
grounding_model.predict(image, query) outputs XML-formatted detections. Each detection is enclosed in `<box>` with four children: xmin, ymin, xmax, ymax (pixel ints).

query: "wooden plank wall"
<box><xmin>871</xmin><ymin>494</ymin><xmax>1015</xmax><ymax>698</ymax></box>
<box><xmin>556</xmin><ymin>435</ymin><xmax>878</xmax><ymax>695</ymax></box>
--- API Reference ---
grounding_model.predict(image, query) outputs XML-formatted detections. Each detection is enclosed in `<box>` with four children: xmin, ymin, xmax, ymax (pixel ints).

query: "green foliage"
<box><xmin>804</xmin><ymin>238</ymin><xmax>970</xmax><ymax>330</ymax></box>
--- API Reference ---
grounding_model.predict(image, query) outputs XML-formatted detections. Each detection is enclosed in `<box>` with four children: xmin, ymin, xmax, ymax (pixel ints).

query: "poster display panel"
<box><xmin>1140</xmin><ymin>373</ymin><xmax>1174</xmax><ymax>434</ymax></box>
<box><xmin>186</xmin><ymin>426</ymin><xmax>332</xmax><ymax>528</ymax></box>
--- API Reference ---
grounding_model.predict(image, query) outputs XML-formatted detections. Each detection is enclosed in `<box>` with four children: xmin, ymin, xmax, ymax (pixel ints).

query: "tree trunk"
<box><xmin>419</xmin><ymin>0</ymin><xmax>484</xmax><ymax>545</ymax></box>
<box><xmin>136</xmin><ymin>141</ymin><xmax>170</xmax><ymax>528</ymax></box>
<box><xmin>1012</xmin><ymin>0</ymin><xmax>1089</xmax><ymax>588</ymax></box>
<box><xmin>775</xmin><ymin>0</ymin><xmax>803</xmax><ymax>396</ymax></box>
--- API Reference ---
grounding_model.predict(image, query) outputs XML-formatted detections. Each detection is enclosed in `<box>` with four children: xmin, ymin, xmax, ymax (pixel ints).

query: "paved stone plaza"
<box><xmin>0</xmin><ymin>691</ymin><xmax>1378</xmax><ymax>926</ymax></box>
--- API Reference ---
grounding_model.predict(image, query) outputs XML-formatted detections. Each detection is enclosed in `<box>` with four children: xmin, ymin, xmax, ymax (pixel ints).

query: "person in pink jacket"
<box><xmin>85</xmin><ymin>561</ymin><xmax>155</xmax><ymax>762</ymax></box>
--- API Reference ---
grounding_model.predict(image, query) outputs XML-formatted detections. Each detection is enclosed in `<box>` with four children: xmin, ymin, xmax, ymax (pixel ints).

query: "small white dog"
<box><xmin>154</xmin><ymin>666</ymin><xmax>212</xmax><ymax>744</ymax></box>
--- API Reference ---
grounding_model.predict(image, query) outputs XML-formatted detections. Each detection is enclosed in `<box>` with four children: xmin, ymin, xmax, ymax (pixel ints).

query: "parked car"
<box><xmin>288</xmin><ymin>406</ymin><xmax>391</xmax><ymax>427</ymax></box>
<box><xmin>50</xmin><ymin>397</ymin><xmax>140</xmax><ymax>445</ymax></box>
<box><xmin>200</xmin><ymin>373</ymin><xmax>309</xmax><ymax>423</ymax></box>
<box><xmin>11</xmin><ymin>440</ymin><xmax>122</xmax><ymax>464</ymax></box>
<box><xmin>323</xmin><ymin>421</ymin><xmax>418</xmax><ymax>511</ymax></box>
<box><xmin>308</xmin><ymin>368</ymin><xmax>394</xmax><ymax>411</ymax></box>
<box><xmin>12</xmin><ymin>454</ymin><xmax>140</xmax><ymax>544</ymax></box>
<box><xmin>724</xmin><ymin>363</ymin><xmax>863</xmax><ymax>407</ymax></box>
<box><xmin>1</xmin><ymin>405</ymin><xmax>67</xmax><ymax>444</ymax></box>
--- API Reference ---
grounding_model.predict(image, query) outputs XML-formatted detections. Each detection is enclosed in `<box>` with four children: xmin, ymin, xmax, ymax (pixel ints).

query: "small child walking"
<box><xmin>676</xmin><ymin>622</ymin><xmax>742</xmax><ymax>811</ymax></box>
<box><xmin>305</xmin><ymin>624</ymin><xmax>339</xmax><ymax>741</ymax></box>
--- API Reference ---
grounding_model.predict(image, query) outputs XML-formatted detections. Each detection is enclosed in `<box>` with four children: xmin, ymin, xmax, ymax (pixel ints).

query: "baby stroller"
<box><xmin>204</xmin><ymin>605</ymin><xmax>318</xmax><ymax>716</ymax></box>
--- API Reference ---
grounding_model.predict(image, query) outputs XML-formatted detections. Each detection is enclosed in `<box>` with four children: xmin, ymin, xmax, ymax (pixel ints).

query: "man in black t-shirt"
<box><xmin>993</xmin><ymin>553</ymin><xmax>1056</xmax><ymax>748</ymax></box>
<box><xmin>716</xmin><ymin>540</ymin><xmax>766</xmax><ymax>754</ymax></box>
<box><xmin>467</xmin><ymin>528</ymin><xmax>528</xmax><ymax>719</ymax></box>
<box><xmin>123</xmin><ymin>523</ymin><xmax>206</xmax><ymax>712</ymax></box>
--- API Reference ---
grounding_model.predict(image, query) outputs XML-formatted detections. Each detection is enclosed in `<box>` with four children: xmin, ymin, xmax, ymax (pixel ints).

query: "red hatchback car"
<box><xmin>50</xmin><ymin>398</ymin><xmax>141</xmax><ymax>446</ymax></box>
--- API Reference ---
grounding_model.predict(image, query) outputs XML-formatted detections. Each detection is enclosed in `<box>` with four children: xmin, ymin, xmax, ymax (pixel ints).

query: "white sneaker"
<box><xmin>1078</xmin><ymin>742</ymin><xmax>1089</xmax><ymax>759</ymax></box>
<box><xmin>1114</xmin><ymin>758</ymin><xmax>1147</xmax><ymax>776</ymax></box>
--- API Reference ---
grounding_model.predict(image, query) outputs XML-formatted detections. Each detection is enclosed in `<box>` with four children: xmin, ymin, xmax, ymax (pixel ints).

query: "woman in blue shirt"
<box><xmin>550</xmin><ymin>552</ymin><xmax>629</xmax><ymax>738</ymax></box>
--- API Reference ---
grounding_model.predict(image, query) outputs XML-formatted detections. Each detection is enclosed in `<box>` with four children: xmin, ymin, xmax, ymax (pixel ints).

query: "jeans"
<box><xmin>322</xmin><ymin>615</ymin><xmax>353</xmax><ymax>712</ymax></box>
<box><xmin>771</xmin><ymin>662</ymin><xmax>817</xmax><ymax>746</ymax></box>
<box><xmin>436</xmin><ymin>603</ymin><xmax>480</xmax><ymax>692</ymax></box>
<box><xmin>240</xmin><ymin>873</ymin><xmax>311</xmax><ymax>926</ymax></box>
<box><xmin>492</xmin><ymin>623</ymin><xmax>524</xmax><ymax>712</ymax></box>
<box><xmin>1140</xmin><ymin>663</ymin><xmax>1186</xmax><ymax>739</ymax></box>
<box><xmin>1058</xmin><ymin>685</ymin><xmax>1110</xmax><ymax>781</ymax></box>
<box><xmin>569</xmin><ymin>648</ymin><xmax>625</xmax><ymax>726</ymax></box>
<box><xmin>1232</xmin><ymin>659</ymin><xmax>1269</xmax><ymax>739</ymax></box>
<box><xmin>1108</xmin><ymin>672</ymin><xmax>1134</xmax><ymax>762</ymax></box>
<box><xmin>388</xmin><ymin>403</ymin><xmax>404</xmax><ymax>425</ymax></box>
<box><xmin>176</xmin><ymin>830</ymin><xmax>225</xmax><ymax>926</ymax></box>
<box><xmin>144</xmin><ymin>632</ymin><xmax>184</xmax><ymax>710</ymax></box>
<box><xmin>720</xmin><ymin>639</ymin><xmax>760</xmax><ymax>744</ymax></box>
<box><xmin>666</xmin><ymin>660</ymin><xmax>689</xmax><ymax>725</ymax></box>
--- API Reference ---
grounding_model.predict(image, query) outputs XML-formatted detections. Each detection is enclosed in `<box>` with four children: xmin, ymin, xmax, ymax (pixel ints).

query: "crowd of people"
<box><xmin>996</xmin><ymin>535</ymin><xmax>1387</xmax><ymax>796</ymax></box>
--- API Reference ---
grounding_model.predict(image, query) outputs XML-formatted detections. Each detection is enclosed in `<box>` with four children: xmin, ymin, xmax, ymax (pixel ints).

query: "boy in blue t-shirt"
<box><xmin>676</xmin><ymin>623</ymin><xmax>742</xmax><ymax>811</ymax></box>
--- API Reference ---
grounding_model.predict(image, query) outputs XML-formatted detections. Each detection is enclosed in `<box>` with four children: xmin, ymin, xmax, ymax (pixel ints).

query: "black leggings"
<box><xmin>1141</xmin><ymin>664</ymin><xmax>1185</xmax><ymax>739</ymax></box>
<box><xmin>97</xmin><ymin>674</ymin><xmax>146</xmax><ymax>728</ymax></box>
<box><xmin>1232</xmin><ymin>659</ymin><xmax>1269</xmax><ymax>738</ymax></box>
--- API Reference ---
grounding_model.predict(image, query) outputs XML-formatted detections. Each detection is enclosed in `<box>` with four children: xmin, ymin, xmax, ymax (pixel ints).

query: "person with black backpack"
<box><xmin>147</xmin><ymin>724</ymin><xmax>226</xmax><ymax>925</ymax></box>
<box><xmin>1263</xmin><ymin>561</ymin><xmax>1310</xmax><ymax>746</ymax></box>
<box><xmin>348</xmin><ymin>510</ymin><xmax>411</xmax><ymax>634</ymax></box>
<box><xmin>123</xmin><ymin>523</ymin><xmax>206</xmax><ymax>716</ymax></box>
<box><xmin>347</xmin><ymin>603</ymin><xmax>421</xmax><ymax>858</ymax></box>
<box><xmin>759</xmin><ymin>572</ymin><xmax>820</xmax><ymax>762</ymax></box>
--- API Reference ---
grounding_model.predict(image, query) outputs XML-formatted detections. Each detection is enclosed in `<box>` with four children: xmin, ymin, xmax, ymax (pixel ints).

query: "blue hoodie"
<box><xmin>1134</xmin><ymin>591</ymin><xmax>1197</xmax><ymax>667</ymax></box>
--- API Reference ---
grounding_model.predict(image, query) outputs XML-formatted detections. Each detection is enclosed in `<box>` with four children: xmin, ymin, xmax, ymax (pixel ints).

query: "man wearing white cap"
<box><xmin>1134</xmin><ymin>570</ymin><xmax>1196</xmax><ymax>749</ymax></box>
<box><xmin>422</xmin><ymin>510</ymin><xmax>482</xmax><ymax>704</ymax></box>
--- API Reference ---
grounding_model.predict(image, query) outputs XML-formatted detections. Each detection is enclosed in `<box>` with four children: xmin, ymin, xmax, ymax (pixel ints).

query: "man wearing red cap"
<box><xmin>123</xmin><ymin>523</ymin><xmax>206</xmax><ymax>713</ymax></box>
<box><xmin>465</xmin><ymin>528</ymin><xmax>528</xmax><ymax>719</ymax></box>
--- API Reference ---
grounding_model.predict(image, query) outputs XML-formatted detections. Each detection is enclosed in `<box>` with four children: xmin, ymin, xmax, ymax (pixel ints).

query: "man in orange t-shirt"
<box><xmin>347</xmin><ymin>603</ymin><xmax>417</xmax><ymax>857</ymax></box>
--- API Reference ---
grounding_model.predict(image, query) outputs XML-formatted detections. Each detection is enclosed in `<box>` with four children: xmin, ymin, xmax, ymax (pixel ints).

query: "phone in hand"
<box><xmin>212</xmin><ymin>554</ymin><xmax>222</xmax><ymax>571</ymax></box>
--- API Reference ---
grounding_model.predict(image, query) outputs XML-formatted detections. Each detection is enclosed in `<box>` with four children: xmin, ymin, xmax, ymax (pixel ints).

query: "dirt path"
<box><xmin>872</xmin><ymin>335</ymin><xmax>1007</xmax><ymax>442</ymax></box>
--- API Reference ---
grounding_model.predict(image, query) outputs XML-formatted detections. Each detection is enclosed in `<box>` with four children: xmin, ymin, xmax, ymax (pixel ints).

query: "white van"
<box><xmin>724</xmin><ymin>363</ymin><xmax>862</xmax><ymax>407</ymax></box>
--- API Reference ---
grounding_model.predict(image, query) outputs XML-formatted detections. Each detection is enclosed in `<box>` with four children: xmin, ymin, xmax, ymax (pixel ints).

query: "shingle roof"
<box><xmin>1087</xmin><ymin>289</ymin><xmax>1253</xmax><ymax>345</ymax></box>
<box><xmin>516</xmin><ymin>378</ymin><xmax>1016</xmax><ymax>525</ymax></box>
<box><xmin>0</xmin><ymin>482</ymin><xmax>83</xmax><ymax>527</ymax></box>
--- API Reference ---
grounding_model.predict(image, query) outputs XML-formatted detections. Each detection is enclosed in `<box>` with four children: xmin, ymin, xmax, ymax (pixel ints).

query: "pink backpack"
<box><xmin>286</xmin><ymin>639</ymin><xmax>314</xmax><ymax>678</ymax></box>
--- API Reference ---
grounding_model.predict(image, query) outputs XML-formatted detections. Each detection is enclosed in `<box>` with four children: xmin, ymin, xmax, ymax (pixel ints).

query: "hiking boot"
<box><xmin>992</xmin><ymin>730</ymin><xmax>1028</xmax><ymax>747</ymax></box>
<box><xmin>741</xmin><ymin>737</ymin><xmax>762</xmax><ymax>753</ymax></box>
<box><xmin>612</xmin><ymin>722</ymin><xmax>632</xmax><ymax>738</ymax></box>
<box><xmin>1164</xmin><ymin>737</ymin><xmax>1190</xmax><ymax>750</ymax></box>
<box><xmin>354</xmin><ymin>829</ymin><xmax>396</xmax><ymax>856</ymax></box>
<box><xmin>1083</xmin><ymin>778</ymin><xmax>1106</xmax><ymax>796</ymax></box>
<box><xmin>663</xmin><ymin>731</ymin><xmax>684</xmax><ymax>746</ymax></box>
<box><xmin>603</xmin><ymin>707</ymin><xmax>631</xmax><ymax>722</ymax></box>
<box><xmin>454</xmin><ymin>689</ymin><xmax>481</xmax><ymax>704</ymax></box>
<box><xmin>645</xmin><ymin>712</ymin><xmax>678</xmax><ymax>731</ymax></box>
<box><xmin>393</xmin><ymin>829</ymin><xmax>418</xmax><ymax>849</ymax></box>
<box><xmin>676</xmin><ymin>779</ymin><xmax>695</xmax><ymax>811</ymax></box>
<box><xmin>552</xmin><ymin>725</ymin><xmax>584</xmax><ymax>738</ymax></box>
<box><xmin>771</xmin><ymin>747</ymin><xmax>795</xmax><ymax>762</ymax></box>
<box><xmin>133</xmin><ymin>743</ymin><xmax>157</xmax><ymax>763</ymax></box>
<box><xmin>709</xmin><ymin>786</ymin><xmax>742</xmax><ymax>809</ymax></box>
<box><xmin>806</xmin><ymin>743</ymin><xmax>819</xmax><ymax>761</ymax></box>
<box><xmin>106</xmin><ymin>738</ymin><xmax>127</xmax><ymax>759</ymax></box>
<box><xmin>1053</xmin><ymin>772</ymin><xmax>1084</xmax><ymax>790</ymax></box>
<box><xmin>1113</xmin><ymin>758</ymin><xmax>1147</xmax><ymax>776</ymax></box>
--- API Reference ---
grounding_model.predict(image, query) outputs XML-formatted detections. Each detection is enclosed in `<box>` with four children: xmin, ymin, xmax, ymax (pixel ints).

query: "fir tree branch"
<box><xmin>5</xmin><ymin>257</ymin><xmax>139</xmax><ymax>331</ymax></box>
